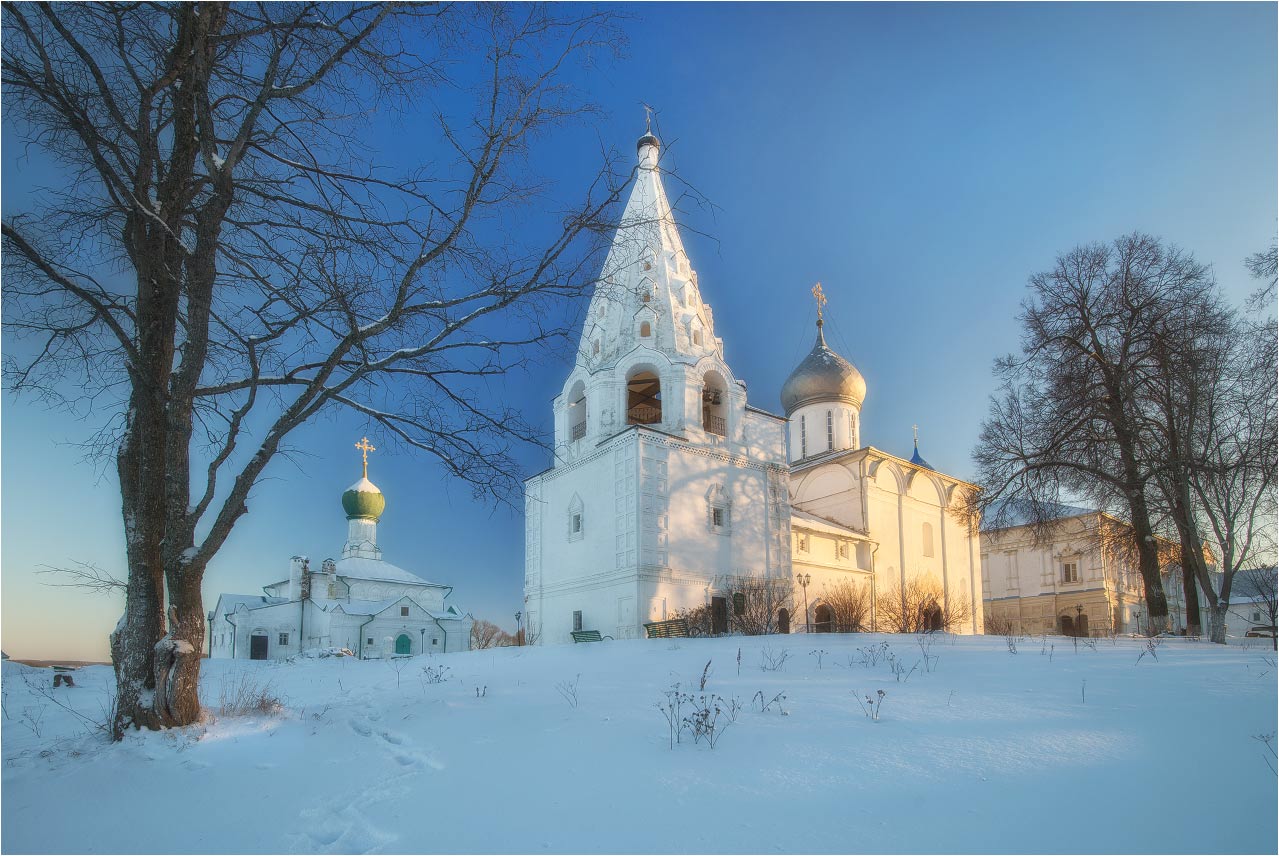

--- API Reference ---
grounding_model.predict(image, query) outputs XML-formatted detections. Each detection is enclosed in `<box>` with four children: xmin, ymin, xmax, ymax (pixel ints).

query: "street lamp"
<box><xmin>796</xmin><ymin>573</ymin><xmax>812</xmax><ymax>633</ymax></box>
<box><xmin>515</xmin><ymin>611</ymin><xmax>523</xmax><ymax>647</ymax></box>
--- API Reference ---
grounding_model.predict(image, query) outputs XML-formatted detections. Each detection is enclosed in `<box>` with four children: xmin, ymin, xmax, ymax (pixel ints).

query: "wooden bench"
<box><xmin>643</xmin><ymin>618</ymin><xmax>690</xmax><ymax>639</ymax></box>
<box><xmin>571</xmin><ymin>630</ymin><xmax>609</xmax><ymax>643</ymax></box>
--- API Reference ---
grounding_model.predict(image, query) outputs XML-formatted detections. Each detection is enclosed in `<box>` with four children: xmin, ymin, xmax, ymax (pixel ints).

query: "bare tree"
<box><xmin>725</xmin><ymin>576</ymin><xmax>795</xmax><ymax>636</ymax></box>
<box><xmin>1234</xmin><ymin>568</ymin><xmax>1278</xmax><ymax>651</ymax></box>
<box><xmin>1245</xmin><ymin>238</ymin><xmax>1277</xmax><ymax>312</ymax></box>
<box><xmin>469</xmin><ymin>619</ymin><xmax>509</xmax><ymax>650</ymax></box>
<box><xmin>876</xmin><ymin>572</ymin><xmax>971</xmax><ymax>633</ymax></box>
<box><xmin>2</xmin><ymin>3</ymin><xmax>633</xmax><ymax>736</ymax></box>
<box><xmin>971</xmin><ymin>234</ymin><xmax>1224</xmax><ymax>633</ymax></box>
<box><xmin>818</xmin><ymin>578</ymin><xmax>870</xmax><ymax>631</ymax></box>
<box><xmin>1142</xmin><ymin>288</ymin><xmax>1277</xmax><ymax>642</ymax></box>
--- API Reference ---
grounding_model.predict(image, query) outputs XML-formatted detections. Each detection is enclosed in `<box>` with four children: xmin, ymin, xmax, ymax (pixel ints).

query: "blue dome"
<box><xmin>909</xmin><ymin>439</ymin><xmax>933</xmax><ymax>470</ymax></box>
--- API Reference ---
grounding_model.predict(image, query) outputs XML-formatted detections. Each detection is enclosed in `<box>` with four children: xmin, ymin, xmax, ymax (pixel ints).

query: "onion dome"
<box><xmin>909</xmin><ymin>438</ymin><xmax>933</xmax><ymax>470</ymax></box>
<box><xmin>342</xmin><ymin>477</ymin><xmax>385</xmax><ymax>521</ymax></box>
<box><xmin>637</xmin><ymin>131</ymin><xmax>660</xmax><ymax>152</ymax></box>
<box><xmin>780</xmin><ymin>321</ymin><xmax>867</xmax><ymax>414</ymax></box>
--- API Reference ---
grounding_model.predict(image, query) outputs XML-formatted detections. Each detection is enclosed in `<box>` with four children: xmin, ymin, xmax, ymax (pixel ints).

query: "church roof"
<box><xmin>981</xmin><ymin>498</ymin><xmax>1096</xmax><ymax>531</ymax></box>
<box><xmin>330</xmin><ymin>596</ymin><xmax>462</xmax><ymax>620</ymax></box>
<box><xmin>216</xmin><ymin>594</ymin><xmax>288</xmax><ymax>616</ymax></box>
<box><xmin>333</xmin><ymin>555</ymin><xmax>446</xmax><ymax>588</ymax></box>
<box><xmin>791</xmin><ymin>509</ymin><xmax>869</xmax><ymax>539</ymax></box>
<box><xmin>780</xmin><ymin>322</ymin><xmax>867</xmax><ymax>414</ymax></box>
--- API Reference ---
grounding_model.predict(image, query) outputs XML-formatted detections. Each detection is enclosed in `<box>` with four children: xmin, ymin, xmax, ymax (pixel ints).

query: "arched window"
<box><xmin>626</xmin><ymin>370</ymin><xmax>662</xmax><ymax>425</ymax></box>
<box><xmin>732</xmin><ymin>591</ymin><xmax>746</xmax><ymax>616</ymax></box>
<box><xmin>640</xmin><ymin>321</ymin><xmax>651</xmax><ymax>338</ymax></box>
<box><xmin>777</xmin><ymin>608</ymin><xmax>791</xmax><ymax>634</ymax></box>
<box><xmin>850</xmin><ymin>412</ymin><xmax>858</xmax><ymax>448</ymax></box>
<box><xmin>800</xmin><ymin>414</ymin><xmax>808</xmax><ymax>458</ymax></box>
<box><xmin>693</xmin><ymin>329</ymin><xmax>702</xmax><ymax>346</ymax></box>
<box><xmin>922</xmin><ymin>522</ymin><xmax>934</xmax><ymax>558</ymax></box>
<box><xmin>826</xmin><ymin>410</ymin><xmax>834</xmax><ymax>451</ymax></box>
<box><xmin>642</xmin><ymin>291</ymin><xmax>651</xmax><ymax>303</ymax></box>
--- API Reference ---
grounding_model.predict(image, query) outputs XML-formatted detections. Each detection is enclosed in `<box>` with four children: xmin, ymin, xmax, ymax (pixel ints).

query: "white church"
<box><xmin>523</xmin><ymin>126</ymin><xmax>985</xmax><ymax>644</ymax></box>
<box><xmin>210</xmin><ymin>443</ymin><xmax>473</xmax><ymax>660</ymax></box>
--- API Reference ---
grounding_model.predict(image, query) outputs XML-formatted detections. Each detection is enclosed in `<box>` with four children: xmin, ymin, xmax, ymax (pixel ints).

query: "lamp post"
<box><xmin>515</xmin><ymin>611</ymin><xmax>523</xmax><ymax>647</ymax></box>
<box><xmin>796</xmin><ymin>573</ymin><xmax>812</xmax><ymax>633</ymax></box>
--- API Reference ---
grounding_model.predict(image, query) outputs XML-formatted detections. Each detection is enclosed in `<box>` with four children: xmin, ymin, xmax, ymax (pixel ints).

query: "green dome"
<box><xmin>342</xmin><ymin>477</ymin><xmax>385</xmax><ymax>521</ymax></box>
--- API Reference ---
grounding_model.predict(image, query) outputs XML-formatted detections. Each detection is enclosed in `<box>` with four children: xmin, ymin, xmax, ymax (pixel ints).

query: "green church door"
<box><xmin>395</xmin><ymin>634</ymin><xmax>412</xmax><ymax>656</ymax></box>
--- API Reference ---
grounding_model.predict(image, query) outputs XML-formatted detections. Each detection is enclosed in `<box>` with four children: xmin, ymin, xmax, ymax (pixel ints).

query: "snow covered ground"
<box><xmin>2</xmin><ymin>633</ymin><xmax>1275</xmax><ymax>854</ymax></box>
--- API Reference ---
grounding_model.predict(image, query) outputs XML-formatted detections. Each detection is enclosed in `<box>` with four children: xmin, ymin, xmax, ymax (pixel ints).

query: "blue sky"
<box><xmin>3</xmin><ymin>2</ymin><xmax>1275</xmax><ymax>660</ymax></box>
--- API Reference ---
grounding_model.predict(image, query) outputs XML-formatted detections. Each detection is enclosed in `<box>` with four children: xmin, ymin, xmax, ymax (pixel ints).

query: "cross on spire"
<box><xmin>913</xmin><ymin>424</ymin><xmax>919</xmax><ymax>444</ymax></box>
<box><xmin>642</xmin><ymin>102</ymin><xmax>654</xmax><ymax>133</ymax></box>
<box><xmin>812</xmin><ymin>282</ymin><xmax>827</xmax><ymax>322</ymax></box>
<box><xmin>354</xmin><ymin>436</ymin><xmax>376</xmax><ymax>479</ymax></box>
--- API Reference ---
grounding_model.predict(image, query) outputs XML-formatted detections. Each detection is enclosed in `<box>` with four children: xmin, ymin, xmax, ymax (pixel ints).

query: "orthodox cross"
<box><xmin>642</xmin><ymin>102</ymin><xmax>654</xmax><ymax>133</ymax></box>
<box><xmin>913</xmin><ymin>425</ymin><xmax>919</xmax><ymax>444</ymax></box>
<box><xmin>354</xmin><ymin>436</ymin><xmax>376</xmax><ymax>479</ymax></box>
<box><xmin>811</xmin><ymin>282</ymin><xmax>827</xmax><ymax>322</ymax></box>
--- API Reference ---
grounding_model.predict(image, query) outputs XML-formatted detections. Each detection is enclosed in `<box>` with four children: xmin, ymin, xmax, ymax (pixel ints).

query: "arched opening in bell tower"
<box><xmin>567</xmin><ymin>380</ymin><xmax>587</xmax><ymax>441</ymax></box>
<box><xmin>702</xmin><ymin>370</ymin><xmax>727</xmax><ymax>436</ymax></box>
<box><xmin>626</xmin><ymin>369</ymin><xmax>662</xmax><ymax>425</ymax></box>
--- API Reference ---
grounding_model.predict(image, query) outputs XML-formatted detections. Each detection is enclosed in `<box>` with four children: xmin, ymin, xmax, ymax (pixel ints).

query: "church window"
<box><xmin>278</xmin><ymin>633</ymin><xmax>289</xmax><ymax>646</ymax></box>
<box><xmin>573</xmin><ymin>610</ymin><xmax>583</xmax><ymax>632</ymax></box>
<box><xmin>922</xmin><ymin>523</ymin><xmax>935</xmax><ymax>558</ymax></box>
<box><xmin>826</xmin><ymin>410</ymin><xmax>834</xmax><ymax>451</ymax></box>
<box><xmin>640</xmin><ymin>321</ymin><xmax>651</xmax><ymax>337</ymax></box>
<box><xmin>693</xmin><ymin>329</ymin><xmax>702</xmax><ymax>346</ymax></box>
<box><xmin>1062</xmin><ymin>562</ymin><xmax>1079</xmax><ymax>583</ymax></box>
<box><xmin>707</xmin><ymin>484</ymin><xmax>731</xmax><ymax>534</ymax></box>
<box><xmin>839</xmin><ymin>542</ymin><xmax>850</xmax><ymax>560</ymax></box>
<box><xmin>432</xmin><ymin>638</ymin><xmax>439</xmax><ymax>645</ymax></box>
<box><xmin>850</xmin><ymin>412</ymin><xmax>857</xmax><ymax>447</ymax></box>
<box><xmin>733</xmin><ymin>591</ymin><xmax>746</xmax><ymax>616</ymax></box>
<box><xmin>592</xmin><ymin>340</ymin><xmax>600</xmax><ymax>355</ymax></box>
<box><xmin>568</xmin><ymin>494</ymin><xmax>584</xmax><ymax>541</ymax></box>
<box><xmin>642</xmin><ymin>291</ymin><xmax>651</xmax><ymax>303</ymax></box>
<box><xmin>367</xmin><ymin>637</ymin><xmax>374</xmax><ymax>646</ymax></box>
<box><xmin>800</xmin><ymin>415</ymin><xmax>808</xmax><ymax>458</ymax></box>
<box><xmin>400</xmin><ymin>606</ymin><xmax>409</xmax><ymax>617</ymax></box>
<box><xmin>797</xmin><ymin>534</ymin><xmax>809</xmax><ymax>553</ymax></box>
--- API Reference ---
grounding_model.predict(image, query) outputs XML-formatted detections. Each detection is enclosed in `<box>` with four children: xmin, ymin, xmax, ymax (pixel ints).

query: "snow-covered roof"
<box><xmin>981</xmin><ymin>498</ymin><xmax>1095</xmax><ymax>531</ymax></box>
<box><xmin>215</xmin><ymin>594</ymin><xmax>288</xmax><ymax>616</ymax></box>
<box><xmin>329</xmin><ymin>596</ymin><xmax>463</xmax><ymax>621</ymax></box>
<box><xmin>791</xmin><ymin>509</ymin><xmax>868</xmax><ymax>539</ymax></box>
<box><xmin>334</xmin><ymin>555</ymin><xmax>444</xmax><ymax>587</ymax></box>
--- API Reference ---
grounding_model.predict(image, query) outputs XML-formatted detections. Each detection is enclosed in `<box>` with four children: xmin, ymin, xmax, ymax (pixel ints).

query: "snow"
<box><xmin>346</xmin><ymin>477</ymin><xmax>382</xmax><ymax>494</ymax></box>
<box><xmin>3</xmin><ymin>634</ymin><xmax>1275</xmax><ymax>854</ymax></box>
<box><xmin>333</xmin><ymin>556</ymin><xmax>442</xmax><ymax>587</ymax></box>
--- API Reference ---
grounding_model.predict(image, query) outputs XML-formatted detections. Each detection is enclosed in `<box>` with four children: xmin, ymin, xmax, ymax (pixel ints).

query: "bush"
<box><xmin>217</xmin><ymin>672</ymin><xmax>285</xmax><ymax>717</ymax></box>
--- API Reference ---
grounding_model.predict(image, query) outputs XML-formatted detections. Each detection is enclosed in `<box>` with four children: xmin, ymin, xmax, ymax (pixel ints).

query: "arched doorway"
<box><xmin>919</xmin><ymin>598</ymin><xmax>944</xmax><ymax>633</ymax></box>
<box><xmin>1076</xmin><ymin>614</ymin><xmax>1089</xmax><ymax>637</ymax></box>
<box><xmin>778</xmin><ymin>608</ymin><xmax>791</xmax><ymax>635</ymax></box>
<box><xmin>1060</xmin><ymin>615</ymin><xmax>1075</xmax><ymax>636</ymax></box>
<box><xmin>395</xmin><ymin>634</ymin><xmax>412</xmax><ymax>656</ymax></box>
<box><xmin>814</xmin><ymin>603</ymin><xmax>833</xmax><ymax>633</ymax></box>
<box><xmin>626</xmin><ymin>370</ymin><xmax>662</xmax><ymax>425</ymax></box>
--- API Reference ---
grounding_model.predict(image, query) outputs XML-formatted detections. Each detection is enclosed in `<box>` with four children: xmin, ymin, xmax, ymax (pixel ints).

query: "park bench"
<box><xmin>643</xmin><ymin>618</ymin><xmax>690</xmax><ymax>639</ymax></box>
<box><xmin>52</xmin><ymin>666</ymin><xmax>76</xmax><ymax>688</ymax></box>
<box><xmin>571</xmin><ymin>630</ymin><xmax>609</xmax><ymax>643</ymax></box>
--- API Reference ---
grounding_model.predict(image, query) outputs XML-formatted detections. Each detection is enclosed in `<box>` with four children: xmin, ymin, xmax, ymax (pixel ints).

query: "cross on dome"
<box><xmin>354</xmin><ymin>436</ymin><xmax>376</xmax><ymax>479</ymax></box>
